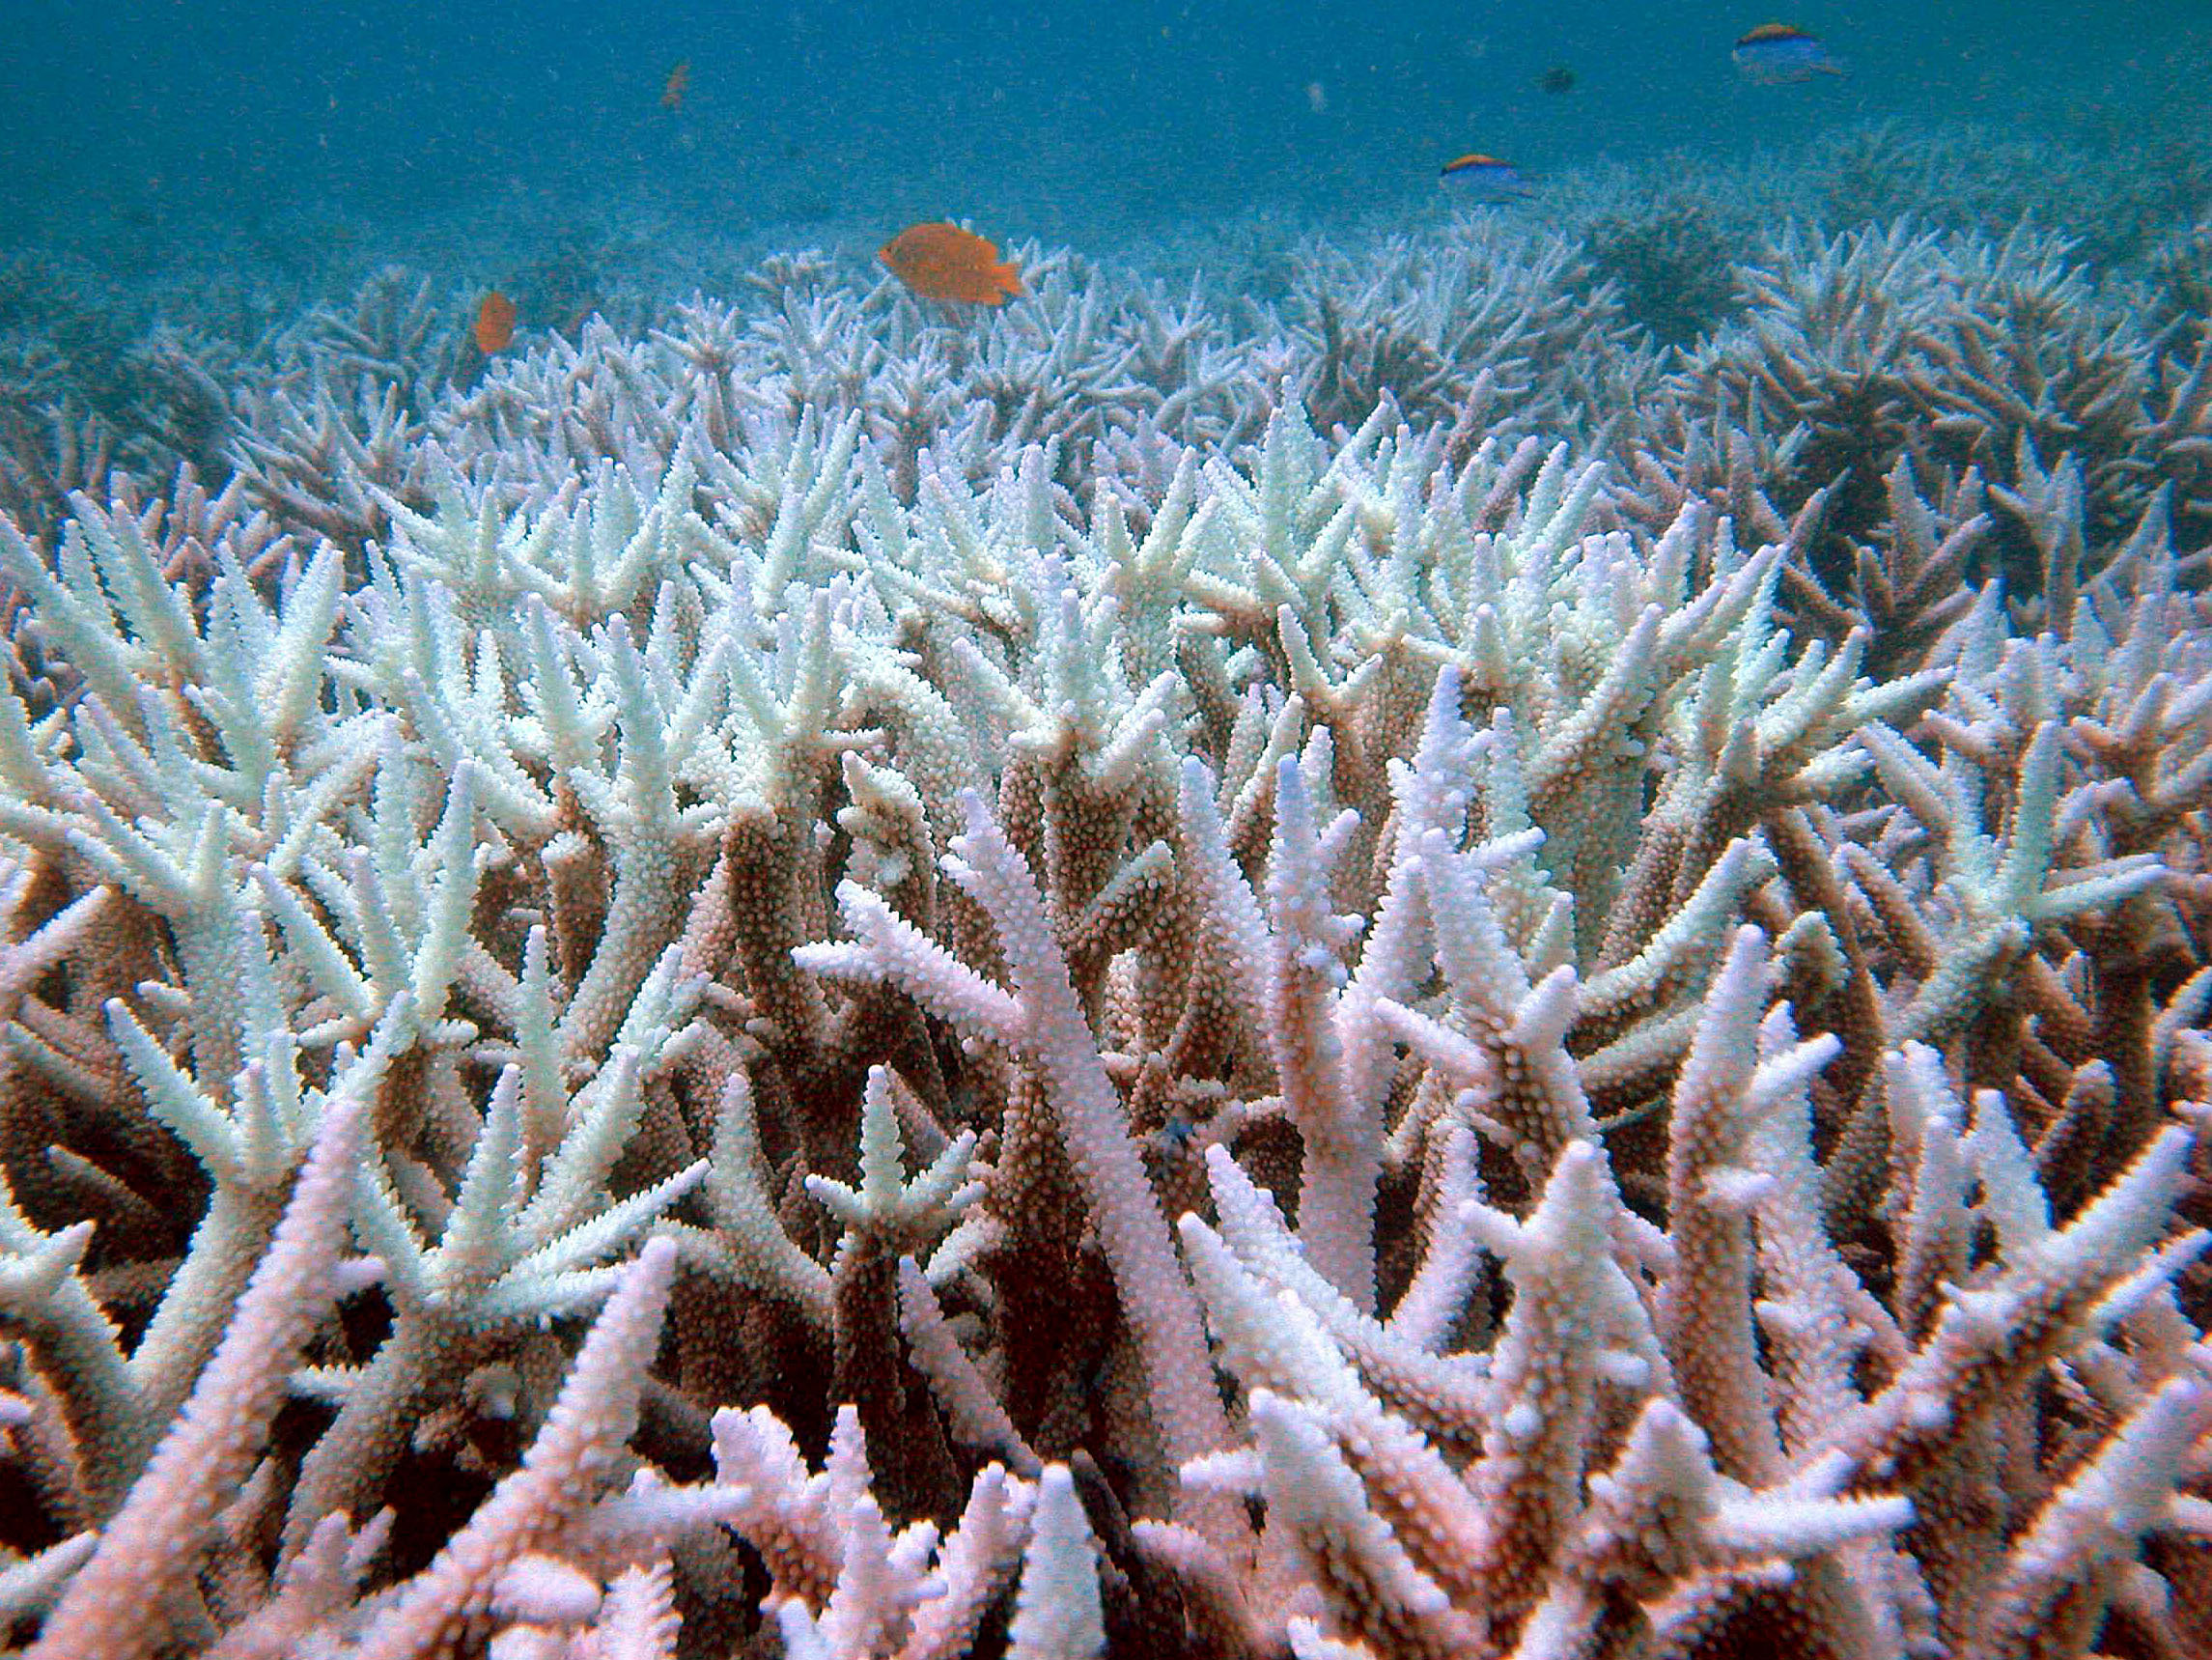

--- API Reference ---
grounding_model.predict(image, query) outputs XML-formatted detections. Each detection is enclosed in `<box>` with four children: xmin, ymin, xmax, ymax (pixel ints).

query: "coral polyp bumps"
<box><xmin>0</xmin><ymin>216</ymin><xmax>2206</xmax><ymax>1660</ymax></box>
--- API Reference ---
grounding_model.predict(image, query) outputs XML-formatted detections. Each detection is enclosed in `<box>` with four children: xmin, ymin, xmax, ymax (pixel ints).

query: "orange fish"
<box><xmin>473</xmin><ymin>292</ymin><xmax>517</xmax><ymax>353</ymax></box>
<box><xmin>878</xmin><ymin>223</ymin><xmax>1023</xmax><ymax>306</ymax></box>
<box><xmin>660</xmin><ymin>60</ymin><xmax>690</xmax><ymax>111</ymax></box>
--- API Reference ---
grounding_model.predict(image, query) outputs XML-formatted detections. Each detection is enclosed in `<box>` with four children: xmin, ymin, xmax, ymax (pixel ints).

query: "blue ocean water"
<box><xmin>0</xmin><ymin>10</ymin><xmax>2210</xmax><ymax>1654</ymax></box>
<box><xmin>3</xmin><ymin>1</ymin><xmax>2207</xmax><ymax>252</ymax></box>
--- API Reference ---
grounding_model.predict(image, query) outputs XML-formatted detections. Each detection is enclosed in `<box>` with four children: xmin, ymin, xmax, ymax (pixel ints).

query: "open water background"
<box><xmin>4</xmin><ymin>1</ymin><xmax>2209</xmax><ymax>256</ymax></box>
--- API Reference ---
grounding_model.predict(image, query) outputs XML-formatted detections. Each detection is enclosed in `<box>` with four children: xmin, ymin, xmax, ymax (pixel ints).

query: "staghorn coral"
<box><xmin>0</xmin><ymin>199</ymin><xmax>2203</xmax><ymax>1660</ymax></box>
<box><xmin>1285</xmin><ymin>223</ymin><xmax>1656</xmax><ymax>447</ymax></box>
<box><xmin>1671</xmin><ymin>222</ymin><xmax>2212</xmax><ymax>607</ymax></box>
<box><xmin>1578</xmin><ymin>198</ymin><xmax>1745</xmax><ymax>351</ymax></box>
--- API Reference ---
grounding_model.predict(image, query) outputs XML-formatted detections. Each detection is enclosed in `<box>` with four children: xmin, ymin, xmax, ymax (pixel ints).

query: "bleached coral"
<box><xmin>0</xmin><ymin>212</ymin><xmax>2204</xmax><ymax>1660</ymax></box>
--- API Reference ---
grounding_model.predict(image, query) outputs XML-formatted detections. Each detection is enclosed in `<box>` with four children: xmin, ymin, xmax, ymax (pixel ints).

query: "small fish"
<box><xmin>1537</xmin><ymin>64</ymin><xmax>1576</xmax><ymax>95</ymax></box>
<box><xmin>473</xmin><ymin>292</ymin><xmax>517</xmax><ymax>353</ymax></box>
<box><xmin>1441</xmin><ymin>154</ymin><xmax>1533</xmax><ymax>202</ymax></box>
<box><xmin>879</xmin><ymin>222</ymin><xmax>1024</xmax><ymax>306</ymax></box>
<box><xmin>660</xmin><ymin>60</ymin><xmax>690</xmax><ymax>111</ymax></box>
<box><xmin>1731</xmin><ymin>23</ymin><xmax>1844</xmax><ymax>84</ymax></box>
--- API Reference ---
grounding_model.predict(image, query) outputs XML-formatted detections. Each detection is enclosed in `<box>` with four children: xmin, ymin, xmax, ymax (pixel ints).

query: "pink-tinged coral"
<box><xmin>0</xmin><ymin>196</ymin><xmax>2204</xmax><ymax>1660</ymax></box>
<box><xmin>29</xmin><ymin>1013</ymin><xmax>387</xmax><ymax>1659</ymax></box>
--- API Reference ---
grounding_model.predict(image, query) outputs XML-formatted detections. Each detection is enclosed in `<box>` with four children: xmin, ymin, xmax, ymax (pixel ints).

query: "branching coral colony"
<box><xmin>0</xmin><ymin>227</ymin><xmax>2207</xmax><ymax>1660</ymax></box>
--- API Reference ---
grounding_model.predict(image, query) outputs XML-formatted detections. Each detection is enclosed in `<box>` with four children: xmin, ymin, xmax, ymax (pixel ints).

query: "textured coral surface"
<box><xmin>0</xmin><ymin>154</ymin><xmax>2208</xmax><ymax>1660</ymax></box>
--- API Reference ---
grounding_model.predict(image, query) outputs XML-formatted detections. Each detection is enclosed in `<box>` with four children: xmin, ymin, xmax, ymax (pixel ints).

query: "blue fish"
<box><xmin>1732</xmin><ymin>23</ymin><xmax>1845</xmax><ymax>84</ymax></box>
<box><xmin>1441</xmin><ymin>154</ymin><xmax>1533</xmax><ymax>202</ymax></box>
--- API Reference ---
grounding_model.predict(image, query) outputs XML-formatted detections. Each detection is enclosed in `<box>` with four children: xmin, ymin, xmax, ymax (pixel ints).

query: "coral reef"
<box><xmin>1578</xmin><ymin>199</ymin><xmax>1745</xmax><ymax>350</ymax></box>
<box><xmin>0</xmin><ymin>121</ymin><xmax>2207</xmax><ymax>1660</ymax></box>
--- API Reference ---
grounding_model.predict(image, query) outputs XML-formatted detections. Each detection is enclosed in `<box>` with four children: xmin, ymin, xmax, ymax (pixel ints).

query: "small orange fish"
<box><xmin>660</xmin><ymin>60</ymin><xmax>690</xmax><ymax>111</ymax></box>
<box><xmin>878</xmin><ymin>223</ymin><xmax>1023</xmax><ymax>306</ymax></box>
<box><xmin>473</xmin><ymin>292</ymin><xmax>517</xmax><ymax>353</ymax></box>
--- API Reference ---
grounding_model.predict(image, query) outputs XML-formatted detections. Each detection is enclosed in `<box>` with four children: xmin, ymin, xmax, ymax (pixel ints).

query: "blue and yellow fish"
<box><xmin>1732</xmin><ymin>23</ymin><xmax>1844</xmax><ymax>84</ymax></box>
<box><xmin>1440</xmin><ymin>154</ymin><xmax>1533</xmax><ymax>202</ymax></box>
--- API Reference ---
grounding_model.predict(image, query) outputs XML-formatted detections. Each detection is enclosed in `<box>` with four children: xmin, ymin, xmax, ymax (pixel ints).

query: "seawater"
<box><xmin>3</xmin><ymin>1</ymin><xmax>2205</xmax><ymax>266</ymax></box>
